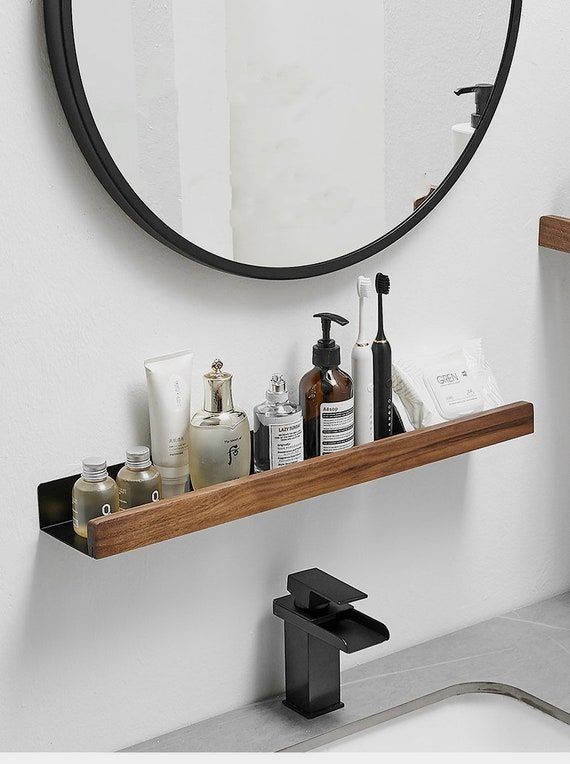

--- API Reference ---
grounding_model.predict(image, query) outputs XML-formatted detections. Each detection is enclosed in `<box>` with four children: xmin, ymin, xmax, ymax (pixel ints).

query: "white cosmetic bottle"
<box><xmin>144</xmin><ymin>350</ymin><xmax>193</xmax><ymax>497</ymax></box>
<box><xmin>351</xmin><ymin>276</ymin><xmax>374</xmax><ymax>445</ymax></box>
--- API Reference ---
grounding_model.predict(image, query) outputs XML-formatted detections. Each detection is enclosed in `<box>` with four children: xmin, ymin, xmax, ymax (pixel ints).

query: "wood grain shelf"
<box><xmin>539</xmin><ymin>216</ymin><xmax>570</xmax><ymax>253</ymax></box>
<box><xmin>39</xmin><ymin>402</ymin><xmax>534</xmax><ymax>560</ymax></box>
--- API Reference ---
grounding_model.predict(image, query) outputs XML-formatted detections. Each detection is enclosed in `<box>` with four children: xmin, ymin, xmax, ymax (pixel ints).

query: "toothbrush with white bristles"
<box><xmin>351</xmin><ymin>276</ymin><xmax>374</xmax><ymax>445</ymax></box>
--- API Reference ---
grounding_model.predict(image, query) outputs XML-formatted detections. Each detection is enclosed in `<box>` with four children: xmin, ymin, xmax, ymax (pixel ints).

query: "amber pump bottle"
<box><xmin>299</xmin><ymin>313</ymin><xmax>354</xmax><ymax>458</ymax></box>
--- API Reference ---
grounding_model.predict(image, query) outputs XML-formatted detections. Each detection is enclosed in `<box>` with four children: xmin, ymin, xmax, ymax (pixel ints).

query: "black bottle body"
<box><xmin>372</xmin><ymin>338</ymin><xmax>392</xmax><ymax>439</ymax></box>
<box><xmin>253</xmin><ymin>422</ymin><xmax>271</xmax><ymax>472</ymax></box>
<box><xmin>300</xmin><ymin>367</ymin><xmax>354</xmax><ymax>459</ymax></box>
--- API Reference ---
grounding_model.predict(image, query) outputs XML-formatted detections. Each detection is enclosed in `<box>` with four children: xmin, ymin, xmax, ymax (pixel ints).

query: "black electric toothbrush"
<box><xmin>372</xmin><ymin>273</ymin><xmax>392</xmax><ymax>439</ymax></box>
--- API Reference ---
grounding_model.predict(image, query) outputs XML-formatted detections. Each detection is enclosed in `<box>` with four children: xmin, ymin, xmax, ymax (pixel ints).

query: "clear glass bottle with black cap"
<box><xmin>72</xmin><ymin>457</ymin><xmax>119</xmax><ymax>538</ymax></box>
<box><xmin>189</xmin><ymin>359</ymin><xmax>251</xmax><ymax>489</ymax></box>
<box><xmin>299</xmin><ymin>313</ymin><xmax>354</xmax><ymax>459</ymax></box>
<box><xmin>116</xmin><ymin>446</ymin><xmax>162</xmax><ymax>510</ymax></box>
<box><xmin>253</xmin><ymin>375</ymin><xmax>304</xmax><ymax>472</ymax></box>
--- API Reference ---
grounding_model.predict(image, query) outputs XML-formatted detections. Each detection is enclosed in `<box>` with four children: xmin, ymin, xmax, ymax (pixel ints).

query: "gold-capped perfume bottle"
<box><xmin>189</xmin><ymin>360</ymin><xmax>251</xmax><ymax>489</ymax></box>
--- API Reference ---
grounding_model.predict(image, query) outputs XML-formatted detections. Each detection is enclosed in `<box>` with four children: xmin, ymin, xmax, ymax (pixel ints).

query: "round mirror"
<box><xmin>44</xmin><ymin>0</ymin><xmax>521</xmax><ymax>279</ymax></box>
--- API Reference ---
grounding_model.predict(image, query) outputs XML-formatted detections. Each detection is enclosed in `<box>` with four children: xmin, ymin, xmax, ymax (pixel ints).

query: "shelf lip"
<box><xmin>539</xmin><ymin>215</ymin><xmax>570</xmax><ymax>253</ymax></box>
<box><xmin>85</xmin><ymin>402</ymin><xmax>534</xmax><ymax>560</ymax></box>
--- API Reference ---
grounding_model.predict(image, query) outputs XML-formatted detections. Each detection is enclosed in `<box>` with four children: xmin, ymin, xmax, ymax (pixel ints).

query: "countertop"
<box><xmin>124</xmin><ymin>592</ymin><xmax>570</xmax><ymax>752</ymax></box>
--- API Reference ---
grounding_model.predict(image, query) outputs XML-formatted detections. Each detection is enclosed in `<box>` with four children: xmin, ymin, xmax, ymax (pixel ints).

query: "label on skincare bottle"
<box><xmin>320</xmin><ymin>398</ymin><xmax>355</xmax><ymax>455</ymax></box>
<box><xmin>268</xmin><ymin>411</ymin><xmax>304</xmax><ymax>468</ymax></box>
<box><xmin>118</xmin><ymin>484</ymin><xmax>161</xmax><ymax>510</ymax></box>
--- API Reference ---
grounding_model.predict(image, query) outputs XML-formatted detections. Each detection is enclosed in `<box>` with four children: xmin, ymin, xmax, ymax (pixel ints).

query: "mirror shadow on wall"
<box><xmin>56</xmin><ymin>0</ymin><xmax>516</xmax><ymax>274</ymax></box>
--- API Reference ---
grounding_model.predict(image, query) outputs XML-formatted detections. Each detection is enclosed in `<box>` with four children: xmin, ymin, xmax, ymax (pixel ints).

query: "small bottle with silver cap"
<box><xmin>189</xmin><ymin>359</ymin><xmax>251</xmax><ymax>489</ymax></box>
<box><xmin>72</xmin><ymin>457</ymin><xmax>119</xmax><ymax>538</ymax></box>
<box><xmin>253</xmin><ymin>375</ymin><xmax>304</xmax><ymax>472</ymax></box>
<box><xmin>116</xmin><ymin>446</ymin><xmax>162</xmax><ymax>510</ymax></box>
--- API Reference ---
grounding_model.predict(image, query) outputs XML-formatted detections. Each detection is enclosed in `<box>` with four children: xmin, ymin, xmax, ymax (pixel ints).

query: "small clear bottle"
<box><xmin>253</xmin><ymin>375</ymin><xmax>304</xmax><ymax>472</ymax></box>
<box><xmin>72</xmin><ymin>457</ymin><xmax>119</xmax><ymax>538</ymax></box>
<box><xmin>189</xmin><ymin>359</ymin><xmax>251</xmax><ymax>489</ymax></box>
<box><xmin>116</xmin><ymin>446</ymin><xmax>162</xmax><ymax>510</ymax></box>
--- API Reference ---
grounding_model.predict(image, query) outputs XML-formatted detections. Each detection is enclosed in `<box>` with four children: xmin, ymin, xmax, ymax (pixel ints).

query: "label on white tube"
<box><xmin>144</xmin><ymin>350</ymin><xmax>193</xmax><ymax>479</ymax></box>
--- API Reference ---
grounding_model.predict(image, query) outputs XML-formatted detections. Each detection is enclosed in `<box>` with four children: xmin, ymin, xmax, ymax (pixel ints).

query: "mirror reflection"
<box><xmin>73</xmin><ymin>0</ymin><xmax>510</xmax><ymax>268</ymax></box>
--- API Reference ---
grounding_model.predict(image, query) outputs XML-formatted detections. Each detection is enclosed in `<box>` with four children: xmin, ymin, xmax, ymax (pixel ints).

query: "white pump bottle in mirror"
<box><xmin>452</xmin><ymin>84</ymin><xmax>494</xmax><ymax>161</ymax></box>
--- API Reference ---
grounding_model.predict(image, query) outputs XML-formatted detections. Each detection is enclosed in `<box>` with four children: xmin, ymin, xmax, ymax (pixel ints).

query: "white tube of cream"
<box><xmin>144</xmin><ymin>350</ymin><xmax>193</xmax><ymax>497</ymax></box>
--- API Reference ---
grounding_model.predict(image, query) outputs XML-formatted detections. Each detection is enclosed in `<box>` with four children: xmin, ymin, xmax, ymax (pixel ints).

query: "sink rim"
<box><xmin>279</xmin><ymin>682</ymin><xmax>570</xmax><ymax>752</ymax></box>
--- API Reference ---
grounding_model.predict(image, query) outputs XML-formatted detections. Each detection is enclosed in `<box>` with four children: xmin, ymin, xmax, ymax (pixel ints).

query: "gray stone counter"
<box><xmin>124</xmin><ymin>592</ymin><xmax>570</xmax><ymax>752</ymax></box>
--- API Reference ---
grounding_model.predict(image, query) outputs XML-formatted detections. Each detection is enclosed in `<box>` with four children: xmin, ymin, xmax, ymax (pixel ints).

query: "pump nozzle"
<box><xmin>312</xmin><ymin>313</ymin><xmax>349</xmax><ymax>368</ymax></box>
<box><xmin>313</xmin><ymin>313</ymin><xmax>349</xmax><ymax>346</ymax></box>
<box><xmin>454</xmin><ymin>84</ymin><xmax>494</xmax><ymax>128</ymax></box>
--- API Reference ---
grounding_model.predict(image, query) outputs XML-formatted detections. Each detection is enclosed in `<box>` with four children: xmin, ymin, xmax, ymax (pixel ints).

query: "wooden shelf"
<box><xmin>539</xmin><ymin>216</ymin><xmax>570</xmax><ymax>253</ymax></box>
<box><xmin>39</xmin><ymin>402</ymin><xmax>533</xmax><ymax>559</ymax></box>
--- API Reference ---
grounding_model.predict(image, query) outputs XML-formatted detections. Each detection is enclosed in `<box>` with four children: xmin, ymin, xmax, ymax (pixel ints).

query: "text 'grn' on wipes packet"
<box><xmin>392</xmin><ymin>338</ymin><xmax>503</xmax><ymax>430</ymax></box>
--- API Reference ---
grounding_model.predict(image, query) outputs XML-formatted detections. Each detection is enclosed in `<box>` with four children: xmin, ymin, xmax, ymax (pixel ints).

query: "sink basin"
<box><xmin>306</xmin><ymin>692</ymin><xmax>570</xmax><ymax>752</ymax></box>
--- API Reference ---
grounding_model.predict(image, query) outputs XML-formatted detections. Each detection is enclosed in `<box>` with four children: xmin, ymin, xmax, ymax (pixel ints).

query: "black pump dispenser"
<box><xmin>454</xmin><ymin>84</ymin><xmax>494</xmax><ymax>128</ymax></box>
<box><xmin>300</xmin><ymin>313</ymin><xmax>354</xmax><ymax>458</ymax></box>
<box><xmin>312</xmin><ymin>313</ymin><xmax>348</xmax><ymax>368</ymax></box>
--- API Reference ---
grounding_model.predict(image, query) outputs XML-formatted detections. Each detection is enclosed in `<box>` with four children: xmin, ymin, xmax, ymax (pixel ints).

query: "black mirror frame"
<box><xmin>43</xmin><ymin>0</ymin><xmax>522</xmax><ymax>281</ymax></box>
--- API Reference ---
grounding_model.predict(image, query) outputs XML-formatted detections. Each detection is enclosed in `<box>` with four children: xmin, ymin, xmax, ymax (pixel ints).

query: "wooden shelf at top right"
<box><xmin>539</xmin><ymin>216</ymin><xmax>570</xmax><ymax>253</ymax></box>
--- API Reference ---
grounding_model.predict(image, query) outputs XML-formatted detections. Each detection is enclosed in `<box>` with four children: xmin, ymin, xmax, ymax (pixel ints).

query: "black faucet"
<box><xmin>273</xmin><ymin>568</ymin><xmax>390</xmax><ymax>719</ymax></box>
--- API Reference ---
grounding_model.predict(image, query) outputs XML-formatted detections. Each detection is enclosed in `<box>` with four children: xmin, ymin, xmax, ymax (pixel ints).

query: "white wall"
<box><xmin>71</xmin><ymin>0</ymin><xmax>508</xmax><ymax>268</ymax></box>
<box><xmin>74</xmin><ymin>0</ymin><xmax>184</xmax><ymax>231</ymax></box>
<box><xmin>75</xmin><ymin>0</ymin><xmax>233</xmax><ymax>253</ymax></box>
<box><xmin>73</xmin><ymin>0</ymin><xmax>384</xmax><ymax>267</ymax></box>
<box><xmin>72</xmin><ymin>0</ymin><xmax>140</xmax><ymax>189</ymax></box>
<box><xmin>225</xmin><ymin>0</ymin><xmax>385</xmax><ymax>267</ymax></box>
<box><xmin>172</xmin><ymin>0</ymin><xmax>233</xmax><ymax>256</ymax></box>
<box><xmin>0</xmin><ymin>0</ymin><xmax>569</xmax><ymax>752</ymax></box>
<box><xmin>384</xmin><ymin>0</ymin><xmax>511</xmax><ymax>230</ymax></box>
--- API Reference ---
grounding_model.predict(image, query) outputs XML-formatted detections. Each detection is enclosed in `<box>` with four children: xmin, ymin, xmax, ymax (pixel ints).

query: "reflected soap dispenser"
<box><xmin>452</xmin><ymin>84</ymin><xmax>494</xmax><ymax>160</ymax></box>
<box><xmin>299</xmin><ymin>313</ymin><xmax>354</xmax><ymax>459</ymax></box>
<box><xmin>189</xmin><ymin>360</ymin><xmax>251</xmax><ymax>489</ymax></box>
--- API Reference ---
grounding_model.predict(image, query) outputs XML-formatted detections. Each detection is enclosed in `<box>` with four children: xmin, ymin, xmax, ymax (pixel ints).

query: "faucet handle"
<box><xmin>287</xmin><ymin>568</ymin><xmax>367</xmax><ymax>612</ymax></box>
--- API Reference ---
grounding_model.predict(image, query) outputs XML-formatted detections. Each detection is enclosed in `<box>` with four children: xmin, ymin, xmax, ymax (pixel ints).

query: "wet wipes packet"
<box><xmin>392</xmin><ymin>339</ymin><xmax>503</xmax><ymax>429</ymax></box>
